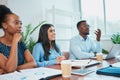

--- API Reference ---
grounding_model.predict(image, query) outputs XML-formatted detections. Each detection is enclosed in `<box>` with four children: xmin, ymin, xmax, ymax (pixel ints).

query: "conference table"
<box><xmin>46</xmin><ymin>58</ymin><xmax>120</xmax><ymax>80</ymax></box>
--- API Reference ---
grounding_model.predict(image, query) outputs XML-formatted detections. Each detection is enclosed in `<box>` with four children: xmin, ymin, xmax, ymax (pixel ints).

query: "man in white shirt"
<box><xmin>69</xmin><ymin>20</ymin><xmax>102</xmax><ymax>59</ymax></box>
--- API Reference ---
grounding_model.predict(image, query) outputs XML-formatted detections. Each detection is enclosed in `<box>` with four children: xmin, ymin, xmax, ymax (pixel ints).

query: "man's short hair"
<box><xmin>77</xmin><ymin>20</ymin><xmax>86</xmax><ymax>29</ymax></box>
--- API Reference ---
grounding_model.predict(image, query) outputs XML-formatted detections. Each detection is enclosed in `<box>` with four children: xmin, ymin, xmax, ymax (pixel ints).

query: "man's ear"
<box><xmin>2</xmin><ymin>23</ymin><xmax>7</xmax><ymax>30</ymax></box>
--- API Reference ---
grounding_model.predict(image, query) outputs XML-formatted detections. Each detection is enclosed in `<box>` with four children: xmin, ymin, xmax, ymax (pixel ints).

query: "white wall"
<box><xmin>0</xmin><ymin>29</ymin><xmax>4</xmax><ymax>36</ymax></box>
<box><xmin>8</xmin><ymin>0</ymin><xmax>78</xmax><ymax>26</ymax></box>
<box><xmin>1</xmin><ymin>0</ymin><xmax>113</xmax><ymax>51</ymax></box>
<box><xmin>7</xmin><ymin>0</ymin><xmax>78</xmax><ymax>41</ymax></box>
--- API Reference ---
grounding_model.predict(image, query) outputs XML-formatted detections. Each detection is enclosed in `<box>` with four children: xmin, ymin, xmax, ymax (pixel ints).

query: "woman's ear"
<box><xmin>2</xmin><ymin>23</ymin><xmax>7</xmax><ymax>30</ymax></box>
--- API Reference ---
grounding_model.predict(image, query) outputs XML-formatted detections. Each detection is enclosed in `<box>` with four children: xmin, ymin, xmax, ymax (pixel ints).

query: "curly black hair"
<box><xmin>0</xmin><ymin>5</ymin><xmax>13</xmax><ymax>28</ymax></box>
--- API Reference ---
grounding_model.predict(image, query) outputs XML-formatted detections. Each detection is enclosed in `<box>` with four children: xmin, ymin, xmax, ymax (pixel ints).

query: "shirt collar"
<box><xmin>78</xmin><ymin>34</ymin><xmax>88</xmax><ymax>41</ymax></box>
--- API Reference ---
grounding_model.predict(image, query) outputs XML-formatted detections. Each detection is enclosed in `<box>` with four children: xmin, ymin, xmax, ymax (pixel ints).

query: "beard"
<box><xmin>84</xmin><ymin>32</ymin><xmax>89</xmax><ymax>35</ymax></box>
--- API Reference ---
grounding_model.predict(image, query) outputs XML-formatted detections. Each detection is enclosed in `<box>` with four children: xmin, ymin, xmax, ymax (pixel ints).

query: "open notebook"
<box><xmin>0</xmin><ymin>67</ymin><xmax>62</xmax><ymax>80</ymax></box>
<box><xmin>71</xmin><ymin>59</ymin><xmax>100</xmax><ymax>68</ymax></box>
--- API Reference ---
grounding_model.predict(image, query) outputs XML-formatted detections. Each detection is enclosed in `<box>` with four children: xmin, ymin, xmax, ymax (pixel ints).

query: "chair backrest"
<box><xmin>62</xmin><ymin>51</ymin><xmax>70</xmax><ymax>60</ymax></box>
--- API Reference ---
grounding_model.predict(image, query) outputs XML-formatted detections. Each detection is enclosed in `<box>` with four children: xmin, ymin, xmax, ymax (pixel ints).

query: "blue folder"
<box><xmin>96</xmin><ymin>65</ymin><xmax>120</xmax><ymax>77</ymax></box>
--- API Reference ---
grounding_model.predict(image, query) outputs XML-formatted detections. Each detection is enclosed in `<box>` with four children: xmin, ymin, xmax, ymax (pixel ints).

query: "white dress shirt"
<box><xmin>69</xmin><ymin>34</ymin><xmax>102</xmax><ymax>59</ymax></box>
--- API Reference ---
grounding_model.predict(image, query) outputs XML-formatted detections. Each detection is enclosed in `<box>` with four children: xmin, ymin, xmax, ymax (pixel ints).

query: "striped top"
<box><xmin>0</xmin><ymin>42</ymin><xmax>27</xmax><ymax>66</ymax></box>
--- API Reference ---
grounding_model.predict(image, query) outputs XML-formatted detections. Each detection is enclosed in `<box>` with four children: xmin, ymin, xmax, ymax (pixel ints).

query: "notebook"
<box><xmin>71</xmin><ymin>59</ymin><xmax>100</xmax><ymax>68</ymax></box>
<box><xmin>96</xmin><ymin>65</ymin><xmax>120</xmax><ymax>77</ymax></box>
<box><xmin>0</xmin><ymin>67</ymin><xmax>62</xmax><ymax>80</ymax></box>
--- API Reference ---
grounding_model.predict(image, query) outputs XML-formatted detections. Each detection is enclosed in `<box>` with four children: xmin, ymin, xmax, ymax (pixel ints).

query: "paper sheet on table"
<box><xmin>112</xmin><ymin>62</ymin><xmax>120</xmax><ymax>67</ymax></box>
<box><xmin>0</xmin><ymin>71</ymin><xmax>26</xmax><ymax>80</ymax></box>
<box><xmin>0</xmin><ymin>67</ymin><xmax>62</xmax><ymax>80</ymax></box>
<box><xmin>20</xmin><ymin>67</ymin><xmax>62</xmax><ymax>79</ymax></box>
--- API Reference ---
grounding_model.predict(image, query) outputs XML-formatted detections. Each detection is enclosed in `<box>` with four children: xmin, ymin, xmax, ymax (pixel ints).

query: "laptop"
<box><xmin>103</xmin><ymin>45</ymin><xmax>120</xmax><ymax>60</ymax></box>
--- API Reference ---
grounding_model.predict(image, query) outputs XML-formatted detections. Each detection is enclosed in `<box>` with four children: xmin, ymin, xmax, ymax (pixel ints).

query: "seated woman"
<box><xmin>0</xmin><ymin>5</ymin><xmax>37</xmax><ymax>74</ymax></box>
<box><xmin>32</xmin><ymin>24</ymin><xmax>65</xmax><ymax>67</ymax></box>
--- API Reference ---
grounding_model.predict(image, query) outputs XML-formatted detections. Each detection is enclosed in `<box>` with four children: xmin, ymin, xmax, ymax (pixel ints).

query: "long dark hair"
<box><xmin>37</xmin><ymin>24</ymin><xmax>60</xmax><ymax>60</ymax></box>
<box><xmin>0</xmin><ymin>5</ymin><xmax>13</xmax><ymax>29</ymax></box>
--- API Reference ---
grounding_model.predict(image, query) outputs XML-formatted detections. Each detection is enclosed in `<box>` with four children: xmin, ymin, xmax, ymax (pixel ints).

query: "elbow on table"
<box><xmin>32</xmin><ymin>61</ymin><xmax>37</xmax><ymax>68</ymax></box>
<box><xmin>5</xmin><ymin>68</ymin><xmax>16</xmax><ymax>73</ymax></box>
